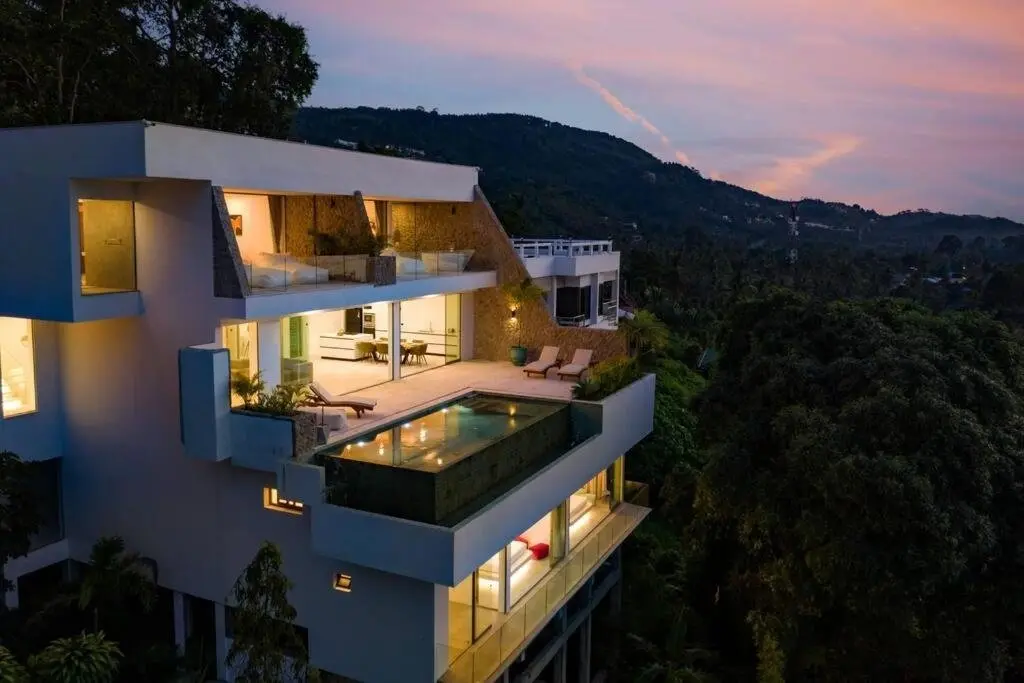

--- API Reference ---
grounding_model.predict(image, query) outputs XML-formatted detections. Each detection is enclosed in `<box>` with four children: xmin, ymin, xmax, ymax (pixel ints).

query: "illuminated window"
<box><xmin>263</xmin><ymin>487</ymin><xmax>303</xmax><ymax>514</ymax></box>
<box><xmin>333</xmin><ymin>573</ymin><xmax>352</xmax><ymax>593</ymax></box>
<box><xmin>0</xmin><ymin>317</ymin><xmax>37</xmax><ymax>418</ymax></box>
<box><xmin>78</xmin><ymin>199</ymin><xmax>137</xmax><ymax>295</ymax></box>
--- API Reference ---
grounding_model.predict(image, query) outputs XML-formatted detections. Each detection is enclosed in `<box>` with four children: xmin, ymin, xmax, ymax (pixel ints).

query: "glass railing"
<box><xmin>439</xmin><ymin>503</ymin><xmax>648</xmax><ymax>683</ymax></box>
<box><xmin>242</xmin><ymin>250</ymin><xmax>478</xmax><ymax>292</ymax></box>
<box><xmin>555</xmin><ymin>313</ymin><xmax>588</xmax><ymax>327</ymax></box>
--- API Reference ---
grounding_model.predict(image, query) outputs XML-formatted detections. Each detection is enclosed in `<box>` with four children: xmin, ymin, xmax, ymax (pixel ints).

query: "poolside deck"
<box><xmin>317</xmin><ymin>361</ymin><xmax>575</xmax><ymax>445</ymax></box>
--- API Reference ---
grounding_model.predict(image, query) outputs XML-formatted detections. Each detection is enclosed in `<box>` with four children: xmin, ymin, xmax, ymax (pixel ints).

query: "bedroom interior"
<box><xmin>0</xmin><ymin>316</ymin><xmax>36</xmax><ymax>417</ymax></box>
<box><xmin>446</xmin><ymin>468</ymin><xmax>616</xmax><ymax>655</ymax></box>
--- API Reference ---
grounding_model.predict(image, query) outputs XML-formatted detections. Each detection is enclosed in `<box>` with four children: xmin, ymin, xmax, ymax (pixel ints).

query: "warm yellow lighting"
<box><xmin>356</xmin><ymin>441</ymin><xmax>366</xmax><ymax>447</ymax></box>
<box><xmin>403</xmin><ymin>423</ymin><xmax>412</xmax><ymax>429</ymax></box>
<box><xmin>509</xmin><ymin>405</ymin><xmax>517</xmax><ymax>416</ymax></box>
<box><xmin>419</xmin><ymin>428</ymin><xmax>428</xmax><ymax>442</ymax></box>
<box><xmin>333</xmin><ymin>573</ymin><xmax>353</xmax><ymax>593</ymax></box>
<box><xmin>436</xmin><ymin>457</ymin><xmax>443</xmax><ymax>466</ymax></box>
<box><xmin>441</xmin><ymin>408</ymin><xmax>449</xmax><ymax>414</ymax></box>
<box><xmin>263</xmin><ymin>487</ymin><xmax>304</xmax><ymax>514</ymax></box>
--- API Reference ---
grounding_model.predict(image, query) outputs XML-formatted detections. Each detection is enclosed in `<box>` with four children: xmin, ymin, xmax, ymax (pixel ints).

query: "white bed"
<box><xmin>569</xmin><ymin>493</ymin><xmax>595</xmax><ymax>526</ymax></box>
<box><xmin>243</xmin><ymin>252</ymin><xmax>330</xmax><ymax>288</ymax></box>
<box><xmin>478</xmin><ymin>539</ymin><xmax>531</xmax><ymax>580</ymax></box>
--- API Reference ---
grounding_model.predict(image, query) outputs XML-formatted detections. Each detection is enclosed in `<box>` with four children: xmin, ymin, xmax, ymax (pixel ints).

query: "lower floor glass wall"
<box><xmin>446</xmin><ymin>457</ymin><xmax>626</xmax><ymax>659</ymax></box>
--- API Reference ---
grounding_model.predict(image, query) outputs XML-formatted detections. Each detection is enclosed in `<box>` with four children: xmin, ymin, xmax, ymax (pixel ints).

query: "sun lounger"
<box><xmin>306</xmin><ymin>381</ymin><xmax>377</xmax><ymax>417</ymax></box>
<box><xmin>556</xmin><ymin>349</ymin><xmax>594</xmax><ymax>381</ymax></box>
<box><xmin>523</xmin><ymin>346</ymin><xmax>561</xmax><ymax>378</ymax></box>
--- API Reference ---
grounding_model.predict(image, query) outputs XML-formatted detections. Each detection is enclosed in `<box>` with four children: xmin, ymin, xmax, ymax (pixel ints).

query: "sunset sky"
<box><xmin>262</xmin><ymin>0</ymin><xmax>1023</xmax><ymax>220</ymax></box>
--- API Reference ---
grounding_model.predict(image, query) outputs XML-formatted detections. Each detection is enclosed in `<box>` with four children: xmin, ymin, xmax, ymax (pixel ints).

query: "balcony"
<box><xmin>439</xmin><ymin>502</ymin><xmax>649</xmax><ymax>683</ymax></box>
<box><xmin>278</xmin><ymin>372</ymin><xmax>655</xmax><ymax>585</ymax></box>
<box><xmin>510</xmin><ymin>239</ymin><xmax>619</xmax><ymax>279</ymax></box>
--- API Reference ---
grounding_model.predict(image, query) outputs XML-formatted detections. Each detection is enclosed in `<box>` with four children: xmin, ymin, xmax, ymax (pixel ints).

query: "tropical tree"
<box><xmin>0</xmin><ymin>0</ymin><xmax>319</xmax><ymax>136</ymax></box>
<box><xmin>226</xmin><ymin>542</ymin><xmax>315</xmax><ymax>683</ymax></box>
<box><xmin>619</xmin><ymin>309</ymin><xmax>669</xmax><ymax>360</ymax></box>
<box><xmin>0</xmin><ymin>451</ymin><xmax>41</xmax><ymax>604</ymax></box>
<box><xmin>690</xmin><ymin>289</ymin><xmax>1024</xmax><ymax>682</ymax></box>
<box><xmin>0</xmin><ymin>632</ymin><xmax>121</xmax><ymax>683</ymax></box>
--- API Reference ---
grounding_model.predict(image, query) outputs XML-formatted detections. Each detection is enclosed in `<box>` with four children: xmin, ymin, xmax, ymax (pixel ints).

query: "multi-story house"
<box><xmin>0</xmin><ymin>121</ymin><xmax>653</xmax><ymax>683</ymax></box>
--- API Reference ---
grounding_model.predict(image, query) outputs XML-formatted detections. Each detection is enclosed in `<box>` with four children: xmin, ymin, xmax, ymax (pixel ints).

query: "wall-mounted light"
<box><xmin>509</xmin><ymin>309</ymin><xmax>518</xmax><ymax>320</ymax></box>
<box><xmin>333</xmin><ymin>573</ymin><xmax>353</xmax><ymax>593</ymax></box>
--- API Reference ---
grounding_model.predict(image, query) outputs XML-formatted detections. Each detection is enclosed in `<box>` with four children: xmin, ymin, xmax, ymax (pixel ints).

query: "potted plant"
<box><xmin>230</xmin><ymin>372</ymin><xmax>317</xmax><ymax>459</ymax></box>
<box><xmin>502</xmin><ymin>278</ymin><xmax>545</xmax><ymax>366</ymax></box>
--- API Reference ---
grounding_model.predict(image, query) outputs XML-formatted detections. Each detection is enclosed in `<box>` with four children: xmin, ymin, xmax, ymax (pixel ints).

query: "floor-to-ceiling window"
<box><xmin>280</xmin><ymin>315</ymin><xmax>312</xmax><ymax>385</ymax></box>
<box><xmin>222</xmin><ymin>322</ymin><xmax>258</xmax><ymax>406</ymax></box>
<box><xmin>448</xmin><ymin>550</ymin><xmax>501</xmax><ymax>659</ymax></box>
<box><xmin>399</xmin><ymin>293</ymin><xmax>461</xmax><ymax>379</ymax></box>
<box><xmin>508</xmin><ymin>508</ymin><xmax>564</xmax><ymax>607</ymax></box>
<box><xmin>1</xmin><ymin>317</ymin><xmax>37</xmax><ymax>417</ymax></box>
<box><xmin>305</xmin><ymin>303</ymin><xmax>393</xmax><ymax>396</ymax></box>
<box><xmin>569</xmin><ymin>471</ymin><xmax>613</xmax><ymax>550</ymax></box>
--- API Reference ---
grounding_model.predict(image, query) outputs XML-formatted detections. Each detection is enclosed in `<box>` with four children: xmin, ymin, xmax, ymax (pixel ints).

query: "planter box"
<box><xmin>230</xmin><ymin>410</ymin><xmax>317</xmax><ymax>473</ymax></box>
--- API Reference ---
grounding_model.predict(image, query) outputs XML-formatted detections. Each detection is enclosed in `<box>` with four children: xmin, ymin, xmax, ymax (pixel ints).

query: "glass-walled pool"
<box><xmin>314</xmin><ymin>393</ymin><xmax>572</xmax><ymax>524</ymax></box>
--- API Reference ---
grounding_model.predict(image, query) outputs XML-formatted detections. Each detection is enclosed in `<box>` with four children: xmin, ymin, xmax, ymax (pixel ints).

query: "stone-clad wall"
<box><xmin>390</xmin><ymin>202</ymin><xmax>477</xmax><ymax>252</ymax></box>
<box><xmin>211</xmin><ymin>186</ymin><xmax>250</xmax><ymax>298</ymax></box>
<box><xmin>282</xmin><ymin>193</ymin><xmax>373</xmax><ymax>257</ymax></box>
<box><xmin>468</xmin><ymin>187</ymin><xmax>627</xmax><ymax>363</ymax></box>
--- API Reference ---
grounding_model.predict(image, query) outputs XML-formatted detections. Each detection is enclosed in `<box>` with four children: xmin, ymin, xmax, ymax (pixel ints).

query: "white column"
<box><xmin>173</xmin><ymin>591</ymin><xmax>187</xmax><ymax>655</ymax></box>
<box><xmin>548</xmin><ymin>279</ymin><xmax>558</xmax><ymax>317</ymax></box>
<box><xmin>588</xmin><ymin>274</ymin><xmax>600</xmax><ymax>326</ymax></box>
<box><xmin>214</xmin><ymin>601</ymin><xmax>229</xmax><ymax>681</ymax></box>
<box><xmin>257</xmin><ymin>319</ymin><xmax>282</xmax><ymax>389</ymax></box>
<box><xmin>611</xmin><ymin>271</ymin><xmax>620</xmax><ymax>322</ymax></box>
<box><xmin>390</xmin><ymin>302</ymin><xmax>402</xmax><ymax>380</ymax></box>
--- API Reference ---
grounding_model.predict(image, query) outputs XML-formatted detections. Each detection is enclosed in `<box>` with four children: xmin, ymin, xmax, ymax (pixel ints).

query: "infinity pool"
<box><xmin>315</xmin><ymin>392</ymin><xmax>572</xmax><ymax>524</ymax></box>
<box><xmin>319</xmin><ymin>392</ymin><xmax>566</xmax><ymax>472</ymax></box>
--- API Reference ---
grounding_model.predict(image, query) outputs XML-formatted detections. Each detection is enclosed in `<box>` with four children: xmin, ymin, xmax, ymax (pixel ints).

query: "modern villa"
<box><xmin>0</xmin><ymin>121</ymin><xmax>653</xmax><ymax>683</ymax></box>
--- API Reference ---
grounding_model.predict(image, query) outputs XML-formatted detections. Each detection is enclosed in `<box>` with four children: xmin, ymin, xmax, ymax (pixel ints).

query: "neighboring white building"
<box><xmin>510</xmin><ymin>239</ymin><xmax>621</xmax><ymax>330</ymax></box>
<box><xmin>0</xmin><ymin>121</ymin><xmax>652</xmax><ymax>683</ymax></box>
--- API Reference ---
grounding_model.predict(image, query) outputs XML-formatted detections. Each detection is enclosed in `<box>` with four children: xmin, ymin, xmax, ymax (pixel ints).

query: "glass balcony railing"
<box><xmin>242</xmin><ymin>250</ymin><xmax>478</xmax><ymax>292</ymax></box>
<box><xmin>438</xmin><ymin>502</ymin><xmax>648</xmax><ymax>683</ymax></box>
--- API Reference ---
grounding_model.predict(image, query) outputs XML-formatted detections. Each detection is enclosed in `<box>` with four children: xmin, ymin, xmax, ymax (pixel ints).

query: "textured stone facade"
<box><xmin>468</xmin><ymin>187</ymin><xmax>628</xmax><ymax>363</ymax></box>
<box><xmin>282</xmin><ymin>192</ymin><xmax>374</xmax><ymax>258</ymax></box>
<box><xmin>211</xmin><ymin>186</ymin><xmax>249</xmax><ymax>298</ymax></box>
<box><xmin>390</xmin><ymin>202</ymin><xmax>477</xmax><ymax>252</ymax></box>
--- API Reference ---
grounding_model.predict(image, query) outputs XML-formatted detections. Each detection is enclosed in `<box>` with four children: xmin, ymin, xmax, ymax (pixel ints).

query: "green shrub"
<box><xmin>572</xmin><ymin>357</ymin><xmax>642</xmax><ymax>400</ymax></box>
<box><xmin>231</xmin><ymin>372</ymin><xmax>310</xmax><ymax>416</ymax></box>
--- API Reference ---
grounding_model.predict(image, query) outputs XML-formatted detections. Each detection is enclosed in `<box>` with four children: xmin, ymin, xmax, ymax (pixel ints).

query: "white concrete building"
<box><xmin>510</xmin><ymin>240</ymin><xmax>621</xmax><ymax>330</ymax></box>
<box><xmin>0</xmin><ymin>121</ymin><xmax>652</xmax><ymax>683</ymax></box>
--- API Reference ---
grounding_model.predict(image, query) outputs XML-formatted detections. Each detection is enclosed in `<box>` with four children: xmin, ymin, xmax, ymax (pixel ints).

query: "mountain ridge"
<box><xmin>292</xmin><ymin>106</ymin><xmax>1023</xmax><ymax>249</ymax></box>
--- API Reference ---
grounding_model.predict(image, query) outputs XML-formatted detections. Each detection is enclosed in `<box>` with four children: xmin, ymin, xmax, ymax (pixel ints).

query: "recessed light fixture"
<box><xmin>333</xmin><ymin>573</ymin><xmax>352</xmax><ymax>593</ymax></box>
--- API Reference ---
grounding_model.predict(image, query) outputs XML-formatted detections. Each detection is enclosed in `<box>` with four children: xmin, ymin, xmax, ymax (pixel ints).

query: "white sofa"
<box><xmin>243</xmin><ymin>252</ymin><xmax>330</xmax><ymax>288</ymax></box>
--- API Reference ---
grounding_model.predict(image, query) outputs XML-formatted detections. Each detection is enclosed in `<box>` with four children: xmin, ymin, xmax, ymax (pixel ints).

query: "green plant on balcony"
<box><xmin>230</xmin><ymin>372</ymin><xmax>311</xmax><ymax>416</ymax></box>
<box><xmin>619</xmin><ymin>309</ymin><xmax>669</xmax><ymax>362</ymax></box>
<box><xmin>502</xmin><ymin>277</ymin><xmax>545</xmax><ymax>366</ymax></box>
<box><xmin>572</xmin><ymin>356</ymin><xmax>642</xmax><ymax>401</ymax></box>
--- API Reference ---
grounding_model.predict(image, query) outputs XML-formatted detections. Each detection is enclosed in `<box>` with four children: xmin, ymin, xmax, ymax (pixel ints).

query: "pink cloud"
<box><xmin>569</xmin><ymin>64</ymin><xmax>691</xmax><ymax>165</ymax></box>
<box><xmin>268</xmin><ymin>0</ymin><xmax>1024</xmax><ymax>217</ymax></box>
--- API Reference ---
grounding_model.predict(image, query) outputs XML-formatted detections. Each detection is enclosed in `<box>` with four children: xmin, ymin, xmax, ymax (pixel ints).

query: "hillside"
<box><xmin>293</xmin><ymin>107</ymin><xmax>1023</xmax><ymax>249</ymax></box>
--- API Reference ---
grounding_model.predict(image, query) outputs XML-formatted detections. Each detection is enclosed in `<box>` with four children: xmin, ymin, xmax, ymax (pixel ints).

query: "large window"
<box><xmin>0</xmin><ymin>317</ymin><xmax>37</xmax><ymax>417</ymax></box>
<box><xmin>399</xmin><ymin>293</ymin><xmax>461</xmax><ymax>379</ymax></box>
<box><xmin>508</xmin><ymin>509</ymin><xmax>563</xmax><ymax>606</ymax></box>
<box><xmin>78</xmin><ymin>199</ymin><xmax>137</xmax><ymax>295</ymax></box>
<box><xmin>223</xmin><ymin>322</ymin><xmax>258</xmax><ymax>407</ymax></box>
<box><xmin>569</xmin><ymin>471</ymin><xmax>612</xmax><ymax>550</ymax></box>
<box><xmin>280</xmin><ymin>315</ymin><xmax>312</xmax><ymax>385</ymax></box>
<box><xmin>304</xmin><ymin>303</ymin><xmax>393</xmax><ymax>396</ymax></box>
<box><xmin>448</xmin><ymin>550</ymin><xmax>500</xmax><ymax>661</ymax></box>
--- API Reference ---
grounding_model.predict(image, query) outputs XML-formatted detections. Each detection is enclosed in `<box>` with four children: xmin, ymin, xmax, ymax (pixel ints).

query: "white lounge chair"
<box><xmin>556</xmin><ymin>349</ymin><xmax>594</xmax><ymax>381</ymax></box>
<box><xmin>523</xmin><ymin>346</ymin><xmax>561</xmax><ymax>378</ymax></box>
<box><xmin>306</xmin><ymin>381</ymin><xmax>377</xmax><ymax>417</ymax></box>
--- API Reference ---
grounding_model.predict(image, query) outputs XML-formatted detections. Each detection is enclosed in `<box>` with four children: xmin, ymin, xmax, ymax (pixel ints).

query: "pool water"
<box><xmin>320</xmin><ymin>393</ymin><xmax>566</xmax><ymax>472</ymax></box>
